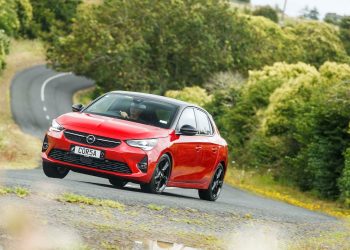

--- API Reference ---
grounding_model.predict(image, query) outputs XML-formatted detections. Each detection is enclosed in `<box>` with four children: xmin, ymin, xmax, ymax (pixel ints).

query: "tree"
<box><xmin>300</xmin><ymin>6</ymin><xmax>319</xmax><ymax>20</ymax></box>
<box><xmin>324</xmin><ymin>13</ymin><xmax>343</xmax><ymax>26</ymax></box>
<box><xmin>252</xmin><ymin>6</ymin><xmax>279</xmax><ymax>23</ymax></box>
<box><xmin>230</xmin><ymin>15</ymin><xmax>301</xmax><ymax>73</ymax></box>
<box><xmin>27</xmin><ymin>0</ymin><xmax>82</xmax><ymax>39</ymax></box>
<box><xmin>48</xmin><ymin>0</ymin><xmax>235</xmax><ymax>94</ymax></box>
<box><xmin>340</xmin><ymin>16</ymin><xmax>350</xmax><ymax>55</ymax></box>
<box><xmin>0</xmin><ymin>29</ymin><xmax>10</xmax><ymax>71</ymax></box>
<box><xmin>286</xmin><ymin>21</ymin><xmax>349</xmax><ymax>67</ymax></box>
<box><xmin>165</xmin><ymin>86</ymin><xmax>212</xmax><ymax>107</ymax></box>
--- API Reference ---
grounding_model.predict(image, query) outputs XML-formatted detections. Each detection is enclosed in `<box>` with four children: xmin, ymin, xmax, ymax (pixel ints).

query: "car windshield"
<box><xmin>84</xmin><ymin>93</ymin><xmax>178</xmax><ymax>129</ymax></box>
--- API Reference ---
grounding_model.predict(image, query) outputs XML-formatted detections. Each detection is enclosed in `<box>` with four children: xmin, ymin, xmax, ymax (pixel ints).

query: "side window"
<box><xmin>177</xmin><ymin>108</ymin><xmax>196</xmax><ymax>130</ymax></box>
<box><xmin>195</xmin><ymin>109</ymin><xmax>213</xmax><ymax>135</ymax></box>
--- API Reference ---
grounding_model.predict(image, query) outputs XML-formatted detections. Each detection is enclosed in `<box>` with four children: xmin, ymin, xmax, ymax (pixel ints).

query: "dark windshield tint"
<box><xmin>84</xmin><ymin>94</ymin><xmax>178</xmax><ymax>129</ymax></box>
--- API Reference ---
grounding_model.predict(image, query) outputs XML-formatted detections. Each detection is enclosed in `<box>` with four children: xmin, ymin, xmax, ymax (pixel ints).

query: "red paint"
<box><xmin>42</xmin><ymin>109</ymin><xmax>228</xmax><ymax>190</ymax></box>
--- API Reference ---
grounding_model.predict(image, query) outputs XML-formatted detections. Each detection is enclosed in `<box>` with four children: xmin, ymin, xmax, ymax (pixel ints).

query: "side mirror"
<box><xmin>72</xmin><ymin>103</ymin><xmax>84</xmax><ymax>112</ymax></box>
<box><xmin>179</xmin><ymin>125</ymin><xmax>197</xmax><ymax>136</ymax></box>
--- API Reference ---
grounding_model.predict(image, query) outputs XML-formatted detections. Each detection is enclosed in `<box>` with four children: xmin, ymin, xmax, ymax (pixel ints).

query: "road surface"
<box><xmin>6</xmin><ymin>65</ymin><xmax>337</xmax><ymax>224</ymax></box>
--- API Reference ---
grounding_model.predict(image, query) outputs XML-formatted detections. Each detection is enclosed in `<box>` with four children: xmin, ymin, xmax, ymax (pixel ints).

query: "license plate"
<box><xmin>72</xmin><ymin>146</ymin><xmax>101</xmax><ymax>158</ymax></box>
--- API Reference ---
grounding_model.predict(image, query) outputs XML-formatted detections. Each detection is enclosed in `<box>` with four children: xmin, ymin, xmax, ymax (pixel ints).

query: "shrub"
<box><xmin>0</xmin><ymin>0</ymin><xmax>32</xmax><ymax>37</ymax></box>
<box><xmin>339</xmin><ymin>147</ymin><xmax>350</xmax><ymax>207</ymax></box>
<box><xmin>16</xmin><ymin>0</ymin><xmax>33</xmax><ymax>35</ymax></box>
<box><xmin>165</xmin><ymin>86</ymin><xmax>212</xmax><ymax>107</ymax></box>
<box><xmin>230</xmin><ymin>15</ymin><xmax>301</xmax><ymax>73</ymax></box>
<box><xmin>223</xmin><ymin>62</ymin><xmax>317</xmax><ymax>151</ymax></box>
<box><xmin>286</xmin><ymin>21</ymin><xmax>349</xmax><ymax>67</ymax></box>
<box><xmin>0</xmin><ymin>0</ymin><xmax>20</xmax><ymax>36</ymax></box>
<box><xmin>252</xmin><ymin>6</ymin><xmax>279</xmax><ymax>23</ymax></box>
<box><xmin>48</xmin><ymin>0</ymin><xmax>235</xmax><ymax>94</ymax></box>
<box><xmin>340</xmin><ymin>16</ymin><xmax>350</xmax><ymax>55</ymax></box>
<box><xmin>253</xmin><ymin>62</ymin><xmax>350</xmax><ymax>199</ymax></box>
<box><xmin>0</xmin><ymin>29</ymin><xmax>10</xmax><ymax>71</ymax></box>
<box><xmin>27</xmin><ymin>0</ymin><xmax>82</xmax><ymax>39</ymax></box>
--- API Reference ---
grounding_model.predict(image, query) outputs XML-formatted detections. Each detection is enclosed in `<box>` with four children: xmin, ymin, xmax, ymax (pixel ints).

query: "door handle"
<box><xmin>195</xmin><ymin>146</ymin><xmax>202</xmax><ymax>151</ymax></box>
<box><xmin>212</xmin><ymin>147</ymin><xmax>218</xmax><ymax>153</ymax></box>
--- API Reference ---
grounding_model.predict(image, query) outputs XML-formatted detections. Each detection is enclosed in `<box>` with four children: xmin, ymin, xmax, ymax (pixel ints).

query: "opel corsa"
<box><xmin>42</xmin><ymin>91</ymin><xmax>228</xmax><ymax>201</ymax></box>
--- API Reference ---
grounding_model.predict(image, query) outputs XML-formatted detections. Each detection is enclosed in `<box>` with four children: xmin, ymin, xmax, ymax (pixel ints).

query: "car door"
<box><xmin>170</xmin><ymin>107</ymin><xmax>203</xmax><ymax>183</ymax></box>
<box><xmin>194</xmin><ymin>109</ymin><xmax>219</xmax><ymax>183</ymax></box>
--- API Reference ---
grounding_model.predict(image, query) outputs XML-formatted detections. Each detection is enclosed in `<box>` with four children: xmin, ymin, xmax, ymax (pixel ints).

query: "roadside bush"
<box><xmin>0</xmin><ymin>0</ymin><xmax>20</xmax><ymax>36</ymax></box>
<box><xmin>0</xmin><ymin>0</ymin><xmax>32</xmax><ymax>37</ymax></box>
<box><xmin>48</xmin><ymin>0</ymin><xmax>235</xmax><ymax>94</ymax></box>
<box><xmin>27</xmin><ymin>0</ymin><xmax>82</xmax><ymax>39</ymax></box>
<box><xmin>286</xmin><ymin>21</ymin><xmax>349</xmax><ymax>67</ymax></box>
<box><xmin>165</xmin><ymin>86</ymin><xmax>212</xmax><ymax>107</ymax></box>
<box><xmin>223</xmin><ymin>62</ymin><xmax>318</xmax><ymax>151</ymax></box>
<box><xmin>252</xmin><ymin>6</ymin><xmax>279</xmax><ymax>23</ymax></box>
<box><xmin>0</xmin><ymin>29</ymin><xmax>10</xmax><ymax>71</ymax></box>
<box><xmin>204</xmin><ymin>71</ymin><xmax>245</xmax><ymax>93</ymax></box>
<box><xmin>340</xmin><ymin>16</ymin><xmax>350</xmax><ymax>55</ymax></box>
<box><xmin>250</xmin><ymin>62</ymin><xmax>350</xmax><ymax>199</ymax></box>
<box><xmin>339</xmin><ymin>147</ymin><xmax>350</xmax><ymax>207</ymax></box>
<box><xmin>16</xmin><ymin>0</ymin><xmax>32</xmax><ymax>35</ymax></box>
<box><xmin>230</xmin><ymin>15</ymin><xmax>301</xmax><ymax>73</ymax></box>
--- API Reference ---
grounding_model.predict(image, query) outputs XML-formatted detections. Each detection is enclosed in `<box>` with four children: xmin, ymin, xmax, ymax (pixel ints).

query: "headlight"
<box><xmin>49</xmin><ymin>119</ymin><xmax>64</xmax><ymax>132</ymax></box>
<box><xmin>126</xmin><ymin>139</ymin><xmax>158</xmax><ymax>151</ymax></box>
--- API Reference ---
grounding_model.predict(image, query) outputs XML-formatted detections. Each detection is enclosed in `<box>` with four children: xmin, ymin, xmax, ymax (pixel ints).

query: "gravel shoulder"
<box><xmin>0</xmin><ymin>187</ymin><xmax>348</xmax><ymax>250</ymax></box>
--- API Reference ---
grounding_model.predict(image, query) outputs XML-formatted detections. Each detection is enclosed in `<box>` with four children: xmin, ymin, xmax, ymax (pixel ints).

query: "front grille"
<box><xmin>48</xmin><ymin>149</ymin><xmax>131</xmax><ymax>174</ymax></box>
<box><xmin>64</xmin><ymin>130</ymin><xmax>121</xmax><ymax>148</ymax></box>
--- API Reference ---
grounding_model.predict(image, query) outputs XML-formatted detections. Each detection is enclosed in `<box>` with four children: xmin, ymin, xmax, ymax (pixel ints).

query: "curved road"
<box><xmin>4</xmin><ymin>65</ymin><xmax>337</xmax><ymax>224</ymax></box>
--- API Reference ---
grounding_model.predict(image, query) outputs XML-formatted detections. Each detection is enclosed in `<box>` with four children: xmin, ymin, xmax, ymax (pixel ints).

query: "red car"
<box><xmin>42</xmin><ymin>91</ymin><xmax>228</xmax><ymax>201</ymax></box>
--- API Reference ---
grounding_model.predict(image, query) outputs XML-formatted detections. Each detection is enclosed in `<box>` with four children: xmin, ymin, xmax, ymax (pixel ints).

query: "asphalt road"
<box><xmin>6</xmin><ymin>65</ymin><xmax>336</xmax><ymax>224</ymax></box>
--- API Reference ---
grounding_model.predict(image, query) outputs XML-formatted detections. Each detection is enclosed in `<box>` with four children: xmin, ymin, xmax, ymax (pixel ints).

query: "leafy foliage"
<box><xmin>230</xmin><ymin>15</ymin><xmax>301</xmax><ymax>73</ymax></box>
<box><xmin>0</xmin><ymin>0</ymin><xmax>32</xmax><ymax>37</ymax></box>
<box><xmin>214</xmin><ymin>62</ymin><xmax>350</xmax><ymax>201</ymax></box>
<box><xmin>0</xmin><ymin>29</ymin><xmax>9</xmax><ymax>71</ymax></box>
<box><xmin>27</xmin><ymin>0</ymin><xmax>82</xmax><ymax>39</ymax></box>
<box><xmin>286</xmin><ymin>21</ymin><xmax>349</xmax><ymax>67</ymax></box>
<box><xmin>48</xmin><ymin>0</ymin><xmax>235</xmax><ymax>94</ymax></box>
<box><xmin>340</xmin><ymin>16</ymin><xmax>350</xmax><ymax>56</ymax></box>
<box><xmin>165</xmin><ymin>86</ymin><xmax>212</xmax><ymax>107</ymax></box>
<box><xmin>0</xmin><ymin>0</ymin><xmax>20</xmax><ymax>36</ymax></box>
<box><xmin>252</xmin><ymin>6</ymin><xmax>279</xmax><ymax>23</ymax></box>
<box><xmin>300</xmin><ymin>6</ymin><xmax>319</xmax><ymax>20</ymax></box>
<box><xmin>339</xmin><ymin>147</ymin><xmax>350</xmax><ymax>207</ymax></box>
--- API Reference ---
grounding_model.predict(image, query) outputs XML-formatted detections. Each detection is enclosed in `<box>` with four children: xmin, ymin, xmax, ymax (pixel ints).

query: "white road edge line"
<box><xmin>41</xmin><ymin>72</ymin><xmax>72</xmax><ymax>102</ymax></box>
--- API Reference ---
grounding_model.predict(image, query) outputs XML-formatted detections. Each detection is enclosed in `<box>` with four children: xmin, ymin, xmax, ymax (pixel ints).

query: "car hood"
<box><xmin>57</xmin><ymin>112</ymin><xmax>170</xmax><ymax>140</ymax></box>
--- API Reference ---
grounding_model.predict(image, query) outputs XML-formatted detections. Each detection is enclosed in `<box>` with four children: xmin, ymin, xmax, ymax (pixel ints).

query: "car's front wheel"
<box><xmin>109</xmin><ymin>178</ymin><xmax>128</xmax><ymax>188</ymax></box>
<box><xmin>140</xmin><ymin>154</ymin><xmax>171</xmax><ymax>194</ymax></box>
<box><xmin>42</xmin><ymin>161</ymin><xmax>70</xmax><ymax>179</ymax></box>
<box><xmin>198</xmin><ymin>164</ymin><xmax>224</xmax><ymax>201</ymax></box>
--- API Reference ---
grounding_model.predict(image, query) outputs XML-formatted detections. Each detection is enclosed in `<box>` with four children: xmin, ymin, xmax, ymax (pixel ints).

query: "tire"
<box><xmin>140</xmin><ymin>154</ymin><xmax>171</xmax><ymax>194</ymax></box>
<box><xmin>42</xmin><ymin>161</ymin><xmax>70</xmax><ymax>179</ymax></box>
<box><xmin>109</xmin><ymin>178</ymin><xmax>128</xmax><ymax>188</ymax></box>
<box><xmin>198</xmin><ymin>164</ymin><xmax>224</xmax><ymax>201</ymax></box>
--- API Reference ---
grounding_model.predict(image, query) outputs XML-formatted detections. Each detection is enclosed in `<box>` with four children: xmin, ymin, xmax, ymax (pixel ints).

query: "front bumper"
<box><xmin>42</xmin><ymin>130</ymin><xmax>159</xmax><ymax>183</ymax></box>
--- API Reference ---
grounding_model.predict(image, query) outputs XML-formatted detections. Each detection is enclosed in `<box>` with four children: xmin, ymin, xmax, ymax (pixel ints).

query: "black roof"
<box><xmin>110</xmin><ymin>90</ymin><xmax>199</xmax><ymax>108</ymax></box>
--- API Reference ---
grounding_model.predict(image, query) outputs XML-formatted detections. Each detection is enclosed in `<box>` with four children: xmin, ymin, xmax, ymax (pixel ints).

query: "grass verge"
<box><xmin>57</xmin><ymin>192</ymin><xmax>125</xmax><ymax>211</ymax></box>
<box><xmin>225</xmin><ymin>167</ymin><xmax>350</xmax><ymax>218</ymax></box>
<box><xmin>73</xmin><ymin>86</ymin><xmax>95</xmax><ymax>106</ymax></box>
<box><xmin>0</xmin><ymin>186</ymin><xmax>30</xmax><ymax>198</ymax></box>
<box><xmin>0</xmin><ymin>39</ymin><xmax>45</xmax><ymax>169</ymax></box>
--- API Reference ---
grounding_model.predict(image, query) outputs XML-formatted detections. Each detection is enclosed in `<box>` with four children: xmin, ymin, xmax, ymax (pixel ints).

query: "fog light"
<box><xmin>42</xmin><ymin>135</ymin><xmax>49</xmax><ymax>152</ymax></box>
<box><xmin>137</xmin><ymin>156</ymin><xmax>148</xmax><ymax>173</ymax></box>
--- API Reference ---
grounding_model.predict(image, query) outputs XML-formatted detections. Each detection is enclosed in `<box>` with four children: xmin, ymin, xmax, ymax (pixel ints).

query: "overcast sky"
<box><xmin>251</xmin><ymin>0</ymin><xmax>350</xmax><ymax>18</ymax></box>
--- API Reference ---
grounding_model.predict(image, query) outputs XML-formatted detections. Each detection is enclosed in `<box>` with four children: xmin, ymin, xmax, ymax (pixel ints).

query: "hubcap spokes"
<box><xmin>212</xmin><ymin>167</ymin><xmax>224</xmax><ymax>198</ymax></box>
<box><xmin>155</xmin><ymin>160</ymin><xmax>170</xmax><ymax>192</ymax></box>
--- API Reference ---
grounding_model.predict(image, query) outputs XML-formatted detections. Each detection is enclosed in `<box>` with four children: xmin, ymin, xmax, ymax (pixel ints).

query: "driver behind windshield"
<box><xmin>120</xmin><ymin>101</ymin><xmax>146</xmax><ymax>121</ymax></box>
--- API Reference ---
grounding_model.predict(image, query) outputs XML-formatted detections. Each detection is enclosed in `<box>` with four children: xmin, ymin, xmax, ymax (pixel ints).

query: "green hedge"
<box><xmin>211</xmin><ymin>62</ymin><xmax>350</xmax><ymax>201</ymax></box>
<box><xmin>0</xmin><ymin>29</ymin><xmax>9</xmax><ymax>71</ymax></box>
